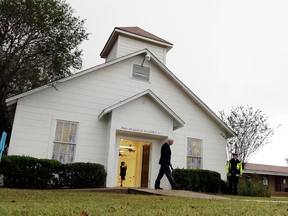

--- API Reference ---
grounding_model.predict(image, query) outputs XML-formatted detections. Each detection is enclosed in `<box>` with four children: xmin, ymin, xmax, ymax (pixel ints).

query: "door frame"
<box><xmin>115</xmin><ymin>134</ymin><xmax>153</xmax><ymax>188</ymax></box>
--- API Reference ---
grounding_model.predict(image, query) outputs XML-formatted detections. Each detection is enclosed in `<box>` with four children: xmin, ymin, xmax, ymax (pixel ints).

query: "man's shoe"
<box><xmin>155</xmin><ymin>187</ymin><xmax>163</xmax><ymax>190</ymax></box>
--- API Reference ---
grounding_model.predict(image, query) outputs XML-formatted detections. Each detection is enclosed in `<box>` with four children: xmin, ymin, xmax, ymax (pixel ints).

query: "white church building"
<box><xmin>6</xmin><ymin>27</ymin><xmax>235</xmax><ymax>189</ymax></box>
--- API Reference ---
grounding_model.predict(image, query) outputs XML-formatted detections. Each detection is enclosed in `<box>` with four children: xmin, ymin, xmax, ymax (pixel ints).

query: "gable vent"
<box><xmin>132</xmin><ymin>64</ymin><xmax>150</xmax><ymax>82</ymax></box>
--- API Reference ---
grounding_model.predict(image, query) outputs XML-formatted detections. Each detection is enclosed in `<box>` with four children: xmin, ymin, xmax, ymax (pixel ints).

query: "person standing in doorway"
<box><xmin>120</xmin><ymin>161</ymin><xmax>127</xmax><ymax>187</ymax></box>
<box><xmin>154</xmin><ymin>138</ymin><xmax>178</xmax><ymax>190</ymax></box>
<box><xmin>226</xmin><ymin>153</ymin><xmax>243</xmax><ymax>195</ymax></box>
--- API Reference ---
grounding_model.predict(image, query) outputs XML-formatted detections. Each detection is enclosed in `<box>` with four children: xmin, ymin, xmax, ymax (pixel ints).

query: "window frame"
<box><xmin>186</xmin><ymin>137</ymin><xmax>203</xmax><ymax>169</ymax></box>
<box><xmin>52</xmin><ymin>120</ymin><xmax>78</xmax><ymax>164</ymax></box>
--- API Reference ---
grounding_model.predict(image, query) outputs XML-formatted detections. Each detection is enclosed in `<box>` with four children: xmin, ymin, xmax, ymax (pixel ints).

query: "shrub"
<box><xmin>238</xmin><ymin>180</ymin><xmax>271</xmax><ymax>197</ymax></box>
<box><xmin>0</xmin><ymin>156</ymin><xmax>107</xmax><ymax>189</ymax></box>
<box><xmin>173</xmin><ymin>168</ymin><xmax>225</xmax><ymax>193</ymax></box>
<box><xmin>63</xmin><ymin>162</ymin><xmax>106</xmax><ymax>188</ymax></box>
<box><xmin>0</xmin><ymin>155</ymin><xmax>62</xmax><ymax>189</ymax></box>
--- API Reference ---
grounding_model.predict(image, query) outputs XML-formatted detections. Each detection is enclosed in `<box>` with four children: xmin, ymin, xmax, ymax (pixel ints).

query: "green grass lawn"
<box><xmin>0</xmin><ymin>188</ymin><xmax>288</xmax><ymax>216</ymax></box>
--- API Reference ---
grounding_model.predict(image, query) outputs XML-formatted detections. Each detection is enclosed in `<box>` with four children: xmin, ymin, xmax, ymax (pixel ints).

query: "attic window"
<box><xmin>132</xmin><ymin>64</ymin><xmax>150</xmax><ymax>82</ymax></box>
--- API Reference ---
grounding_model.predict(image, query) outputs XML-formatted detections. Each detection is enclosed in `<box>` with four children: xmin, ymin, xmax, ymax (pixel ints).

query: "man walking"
<box><xmin>226</xmin><ymin>153</ymin><xmax>243</xmax><ymax>195</ymax></box>
<box><xmin>154</xmin><ymin>138</ymin><xmax>178</xmax><ymax>190</ymax></box>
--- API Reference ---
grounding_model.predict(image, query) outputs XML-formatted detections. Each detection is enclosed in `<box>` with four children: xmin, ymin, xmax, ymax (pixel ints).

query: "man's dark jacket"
<box><xmin>159</xmin><ymin>142</ymin><xmax>171</xmax><ymax>165</ymax></box>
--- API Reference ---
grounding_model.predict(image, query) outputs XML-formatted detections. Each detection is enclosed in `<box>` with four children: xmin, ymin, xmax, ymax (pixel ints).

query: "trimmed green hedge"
<box><xmin>173</xmin><ymin>168</ymin><xmax>225</xmax><ymax>193</ymax></box>
<box><xmin>0</xmin><ymin>155</ymin><xmax>106</xmax><ymax>189</ymax></box>
<box><xmin>63</xmin><ymin>162</ymin><xmax>107</xmax><ymax>188</ymax></box>
<box><xmin>0</xmin><ymin>155</ymin><xmax>61</xmax><ymax>189</ymax></box>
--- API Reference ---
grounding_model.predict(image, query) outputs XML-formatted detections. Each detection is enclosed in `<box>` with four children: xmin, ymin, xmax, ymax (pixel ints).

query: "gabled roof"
<box><xmin>244</xmin><ymin>163</ymin><xmax>288</xmax><ymax>176</ymax></box>
<box><xmin>100</xmin><ymin>27</ymin><xmax>173</xmax><ymax>58</ymax></box>
<box><xmin>5</xmin><ymin>48</ymin><xmax>235</xmax><ymax>138</ymax></box>
<box><xmin>98</xmin><ymin>89</ymin><xmax>185</xmax><ymax>130</ymax></box>
<box><xmin>117</xmin><ymin>27</ymin><xmax>173</xmax><ymax>45</ymax></box>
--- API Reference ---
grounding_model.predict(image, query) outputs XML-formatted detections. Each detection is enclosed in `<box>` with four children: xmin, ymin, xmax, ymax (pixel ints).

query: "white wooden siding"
<box><xmin>9</xmin><ymin>54</ymin><xmax>228</xmax><ymax>179</ymax></box>
<box><xmin>117</xmin><ymin>35</ymin><xmax>166</xmax><ymax>64</ymax></box>
<box><xmin>112</xmin><ymin>95</ymin><xmax>174</xmax><ymax>135</ymax></box>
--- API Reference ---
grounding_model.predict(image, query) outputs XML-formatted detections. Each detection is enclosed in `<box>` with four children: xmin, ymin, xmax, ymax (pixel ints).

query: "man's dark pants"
<box><xmin>155</xmin><ymin>164</ymin><xmax>176</xmax><ymax>189</ymax></box>
<box><xmin>228</xmin><ymin>175</ymin><xmax>239</xmax><ymax>195</ymax></box>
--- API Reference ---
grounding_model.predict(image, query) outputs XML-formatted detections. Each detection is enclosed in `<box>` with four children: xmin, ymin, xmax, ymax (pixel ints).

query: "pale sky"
<box><xmin>67</xmin><ymin>0</ymin><xmax>288</xmax><ymax>166</ymax></box>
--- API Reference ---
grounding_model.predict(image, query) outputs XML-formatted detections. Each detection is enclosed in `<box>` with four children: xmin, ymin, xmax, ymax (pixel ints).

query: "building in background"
<box><xmin>243</xmin><ymin>163</ymin><xmax>288</xmax><ymax>196</ymax></box>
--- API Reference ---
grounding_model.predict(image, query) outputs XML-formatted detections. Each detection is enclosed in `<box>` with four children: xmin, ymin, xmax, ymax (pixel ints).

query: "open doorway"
<box><xmin>117</xmin><ymin>139</ymin><xmax>151</xmax><ymax>188</ymax></box>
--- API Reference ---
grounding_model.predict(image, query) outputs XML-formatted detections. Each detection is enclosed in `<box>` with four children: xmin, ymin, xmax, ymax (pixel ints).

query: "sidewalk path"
<box><xmin>128</xmin><ymin>188</ymin><xmax>230</xmax><ymax>200</ymax></box>
<box><xmin>78</xmin><ymin>187</ymin><xmax>288</xmax><ymax>202</ymax></box>
<box><xmin>78</xmin><ymin>187</ymin><xmax>229</xmax><ymax>199</ymax></box>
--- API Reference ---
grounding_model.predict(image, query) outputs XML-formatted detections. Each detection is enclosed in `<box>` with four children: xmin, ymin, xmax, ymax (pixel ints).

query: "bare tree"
<box><xmin>219</xmin><ymin>106</ymin><xmax>275</xmax><ymax>166</ymax></box>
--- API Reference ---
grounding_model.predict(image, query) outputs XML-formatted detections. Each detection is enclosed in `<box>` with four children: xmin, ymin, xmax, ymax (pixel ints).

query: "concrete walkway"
<box><xmin>78</xmin><ymin>188</ymin><xmax>288</xmax><ymax>202</ymax></box>
<box><xmin>128</xmin><ymin>188</ymin><xmax>230</xmax><ymax>200</ymax></box>
<box><xmin>83</xmin><ymin>187</ymin><xmax>230</xmax><ymax>200</ymax></box>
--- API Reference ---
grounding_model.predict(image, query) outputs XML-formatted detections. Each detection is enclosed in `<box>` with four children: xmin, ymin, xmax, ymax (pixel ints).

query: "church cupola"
<box><xmin>100</xmin><ymin>27</ymin><xmax>173</xmax><ymax>65</ymax></box>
